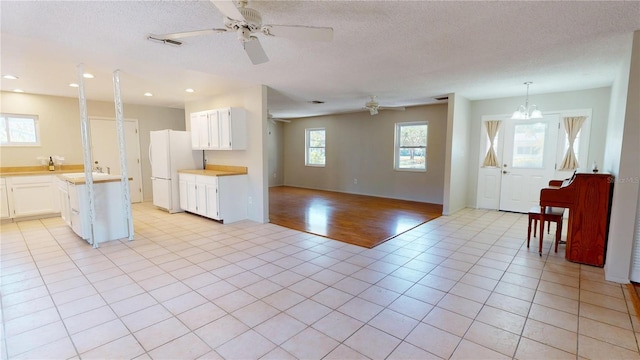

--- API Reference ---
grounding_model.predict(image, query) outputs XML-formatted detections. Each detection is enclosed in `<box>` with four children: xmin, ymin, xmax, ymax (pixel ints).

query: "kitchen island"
<box><xmin>58</xmin><ymin>172</ymin><xmax>132</xmax><ymax>244</ymax></box>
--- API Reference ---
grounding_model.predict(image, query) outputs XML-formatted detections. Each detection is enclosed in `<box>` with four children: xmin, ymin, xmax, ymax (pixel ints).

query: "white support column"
<box><xmin>77</xmin><ymin>64</ymin><xmax>97</xmax><ymax>248</ymax></box>
<box><xmin>112</xmin><ymin>70</ymin><xmax>134</xmax><ymax>240</ymax></box>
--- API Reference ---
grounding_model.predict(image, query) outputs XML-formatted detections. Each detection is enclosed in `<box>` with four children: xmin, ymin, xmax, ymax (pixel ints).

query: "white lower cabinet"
<box><xmin>4</xmin><ymin>175</ymin><xmax>60</xmax><ymax>219</ymax></box>
<box><xmin>0</xmin><ymin>178</ymin><xmax>9</xmax><ymax>219</ymax></box>
<box><xmin>178</xmin><ymin>173</ymin><xmax>247</xmax><ymax>223</ymax></box>
<box><xmin>63</xmin><ymin>180</ymin><xmax>129</xmax><ymax>244</ymax></box>
<box><xmin>57</xmin><ymin>177</ymin><xmax>71</xmax><ymax>226</ymax></box>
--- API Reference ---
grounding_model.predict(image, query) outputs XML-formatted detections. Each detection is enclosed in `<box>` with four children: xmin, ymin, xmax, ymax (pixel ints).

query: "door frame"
<box><xmin>498</xmin><ymin>115</ymin><xmax>560</xmax><ymax>213</ymax></box>
<box><xmin>476</xmin><ymin>109</ymin><xmax>592</xmax><ymax>211</ymax></box>
<box><xmin>89</xmin><ymin>116</ymin><xmax>144</xmax><ymax>203</ymax></box>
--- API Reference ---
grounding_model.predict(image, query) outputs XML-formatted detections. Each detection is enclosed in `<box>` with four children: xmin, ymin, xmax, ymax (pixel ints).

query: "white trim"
<box><xmin>394</xmin><ymin>121</ymin><xmax>428</xmax><ymax>172</ymax></box>
<box><xmin>476</xmin><ymin>109</ymin><xmax>593</xmax><ymax>211</ymax></box>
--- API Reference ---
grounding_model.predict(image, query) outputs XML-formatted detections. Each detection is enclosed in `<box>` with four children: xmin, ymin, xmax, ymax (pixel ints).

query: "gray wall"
<box><xmin>466</xmin><ymin>87</ymin><xmax>612</xmax><ymax>207</ymax></box>
<box><xmin>0</xmin><ymin>91</ymin><xmax>186</xmax><ymax>201</ymax></box>
<box><xmin>282</xmin><ymin>104</ymin><xmax>448</xmax><ymax>204</ymax></box>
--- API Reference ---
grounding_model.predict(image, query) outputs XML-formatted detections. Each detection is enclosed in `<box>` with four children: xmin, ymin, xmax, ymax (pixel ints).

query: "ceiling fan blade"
<box><xmin>149</xmin><ymin>28</ymin><xmax>227</xmax><ymax>40</ymax></box>
<box><xmin>211</xmin><ymin>0</ymin><xmax>245</xmax><ymax>20</ymax></box>
<box><xmin>379</xmin><ymin>106</ymin><xmax>406</xmax><ymax>111</ymax></box>
<box><xmin>264</xmin><ymin>25</ymin><xmax>333</xmax><ymax>42</ymax></box>
<box><xmin>243</xmin><ymin>38</ymin><xmax>269</xmax><ymax>65</ymax></box>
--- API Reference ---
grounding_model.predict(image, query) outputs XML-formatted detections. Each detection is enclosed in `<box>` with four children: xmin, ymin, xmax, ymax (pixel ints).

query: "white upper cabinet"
<box><xmin>190</xmin><ymin>111</ymin><xmax>210</xmax><ymax>150</ymax></box>
<box><xmin>190</xmin><ymin>107</ymin><xmax>246</xmax><ymax>150</ymax></box>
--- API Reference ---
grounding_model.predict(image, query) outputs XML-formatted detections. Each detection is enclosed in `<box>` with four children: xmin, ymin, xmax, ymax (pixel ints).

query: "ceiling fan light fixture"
<box><xmin>147</xmin><ymin>35</ymin><xmax>183</xmax><ymax>47</ymax></box>
<box><xmin>511</xmin><ymin>81</ymin><xmax>542</xmax><ymax>119</ymax></box>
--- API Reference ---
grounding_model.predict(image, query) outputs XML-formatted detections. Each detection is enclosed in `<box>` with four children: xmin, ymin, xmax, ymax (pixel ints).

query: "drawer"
<box><xmin>70</xmin><ymin>209</ymin><xmax>86</xmax><ymax>239</ymax></box>
<box><xmin>179</xmin><ymin>173</ymin><xmax>196</xmax><ymax>182</ymax></box>
<box><xmin>68</xmin><ymin>184</ymin><xmax>80</xmax><ymax>211</ymax></box>
<box><xmin>8</xmin><ymin>175</ymin><xmax>53</xmax><ymax>185</ymax></box>
<box><xmin>197</xmin><ymin>175</ymin><xmax>217</xmax><ymax>186</ymax></box>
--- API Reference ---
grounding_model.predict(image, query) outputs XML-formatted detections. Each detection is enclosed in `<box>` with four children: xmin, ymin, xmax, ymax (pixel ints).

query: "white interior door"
<box><xmin>499</xmin><ymin>115</ymin><xmax>559</xmax><ymax>212</ymax></box>
<box><xmin>90</xmin><ymin>118</ymin><xmax>143</xmax><ymax>203</ymax></box>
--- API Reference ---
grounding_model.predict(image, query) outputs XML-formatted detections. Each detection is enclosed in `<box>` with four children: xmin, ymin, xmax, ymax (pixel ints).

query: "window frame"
<box><xmin>0</xmin><ymin>113</ymin><xmax>41</xmax><ymax>147</ymax></box>
<box><xmin>394</xmin><ymin>121</ymin><xmax>428</xmax><ymax>172</ymax></box>
<box><xmin>305</xmin><ymin>127</ymin><xmax>326</xmax><ymax>167</ymax></box>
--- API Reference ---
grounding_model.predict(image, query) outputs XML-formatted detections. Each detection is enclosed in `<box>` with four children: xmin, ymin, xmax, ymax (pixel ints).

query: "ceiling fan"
<box><xmin>147</xmin><ymin>0</ymin><xmax>334</xmax><ymax>65</ymax></box>
<box><xmin>364</xmin><ymin>96</ymin><xmax>406</xmax><ymax>115</ymax></box>
<box><xmin>268</xmin><ymin>111</ymin><xmax>290</xmax><ymax>123</ymax></box>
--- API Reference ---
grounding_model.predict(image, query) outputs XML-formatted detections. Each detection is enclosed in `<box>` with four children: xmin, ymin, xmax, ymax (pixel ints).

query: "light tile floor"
<box><xmin>2</xmin><ymin>203</ymin><xmax>640</xmax><ymax>359</ymax></box>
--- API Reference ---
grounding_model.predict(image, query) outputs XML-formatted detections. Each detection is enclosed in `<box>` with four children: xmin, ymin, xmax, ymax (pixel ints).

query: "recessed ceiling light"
<box><xmin>185</xmin><ymin>88</ymin><xmax>195</xmax><ymax>93</ymax></box>
<box><xmin>13</xmin><ymin>89</ymin><xmax>24</xmax><ymax>93</ymax></box>
<box><xmin>82</xmin><ymin>73</ymin><xmax>95</xmax><ymax>79</ymax></box>
<box><xmin>144</xmin><ymin>92</ymin><xmax>153</xmax><ymax>97</ymax></box>
<box><xmin>3</xmin><ymin>75</ymin><xmax>18</xmax><ymax>80</ymax></box>
<box><xmin>69</xmin><ymin>83</ymin><xmax>79</xmax><ymax>88</ymax></box>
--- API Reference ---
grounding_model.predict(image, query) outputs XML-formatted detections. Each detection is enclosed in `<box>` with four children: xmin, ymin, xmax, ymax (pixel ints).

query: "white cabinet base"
<box><xmin>65</xmin><ymin>180</ymin><xmax>129</xmax><ymax>244</ymax></box>
<box><xmin>4</xmin><ymin>175</ymin><xmax>60</xmax><ymax>220</ymax></box>
<box><xmin>178</xmin><ymin>173</ymin><xmax>247</xmax><ymax>224</ymax></box>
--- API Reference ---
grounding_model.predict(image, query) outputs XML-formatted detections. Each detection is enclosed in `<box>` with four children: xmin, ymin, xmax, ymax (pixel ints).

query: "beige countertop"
<box><xmin>0</xmin><ymin>165</ymin><xmax>84</xmax><ymax>177</ymax></box>
<box><xmin>178</xmin><ymin>169</ymin><xmax>247</xmax><ymax>177</ymax></box>
<box><xmin>178</xmin><ymin>164</ymin><xmax>248</xmax><ymax>177</ymax></box>
<box><xmin>58</xmin><ymin>173</ymin><xmax>133</xmax><ymax>185</ymax></box>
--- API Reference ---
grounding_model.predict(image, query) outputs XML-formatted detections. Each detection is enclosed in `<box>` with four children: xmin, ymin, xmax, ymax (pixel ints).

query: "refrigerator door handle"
<box><xmin>148</xmin><ymin>144</ymin><xmax>153</xmax><ymax>167</ymax></box>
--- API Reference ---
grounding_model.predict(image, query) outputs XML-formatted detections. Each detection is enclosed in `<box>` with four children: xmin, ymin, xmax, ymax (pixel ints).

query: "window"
<box><xmin>395</xmin><ymin>121</ymin><xmax>427</xmax><ymax>171</ymax></box>
<box><xmin>305</xmin><ymin>128</ymin><xmax>325</xmax><ymax>166</ymax></box>
<box><xmin>1</xmin><ymin>113</ymin><xmax>40</xmax><ymax>146</ymax></box>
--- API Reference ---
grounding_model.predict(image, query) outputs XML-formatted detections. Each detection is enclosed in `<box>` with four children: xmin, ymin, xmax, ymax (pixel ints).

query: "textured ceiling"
<box><xmin>1</xmin><ymin>1</ymin><xmax>639</xmax><ymax>118</ymax></box>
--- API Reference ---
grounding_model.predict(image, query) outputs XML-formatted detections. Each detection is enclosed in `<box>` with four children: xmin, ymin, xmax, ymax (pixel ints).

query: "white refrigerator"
<box><xmin>150</xmin><ymin>130</ymin><xmax>203</xmax><ymax>213</ymax></box>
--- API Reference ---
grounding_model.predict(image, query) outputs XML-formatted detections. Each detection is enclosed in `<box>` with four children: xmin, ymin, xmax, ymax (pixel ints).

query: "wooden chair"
<box><xmin>527</xmin><ymin>206</ymin><xmax>565</xmax><ymax>256</ymax></box>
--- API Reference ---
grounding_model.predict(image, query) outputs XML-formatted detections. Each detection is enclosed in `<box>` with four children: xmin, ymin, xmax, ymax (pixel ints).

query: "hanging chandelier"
<box><xmin>511</xmin><ymin>81</ymin><xmax>543</xmax><ymax>120</ymax></box>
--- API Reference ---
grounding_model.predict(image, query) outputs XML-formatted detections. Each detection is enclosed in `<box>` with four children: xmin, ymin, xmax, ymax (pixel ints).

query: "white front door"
<box><xmin>90</xmin><ymin>118</ymin><xmax>143</xmax><ymax>203</ymax></box>
<box><xmin>499</xmin><ymin>115</ymin><xmax>560</xmax><ymax>212</ymax></box>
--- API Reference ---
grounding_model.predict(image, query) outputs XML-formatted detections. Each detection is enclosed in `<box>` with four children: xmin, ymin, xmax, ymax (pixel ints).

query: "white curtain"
<box><xmin>558</xmin><ymin>116</ymin><xmax>586</xmax><ymax>171</ymax></box>
<box><xmin>482</xmin><ymin>120</ymin><xmax>501</xmax><ymax>167</ymax></box>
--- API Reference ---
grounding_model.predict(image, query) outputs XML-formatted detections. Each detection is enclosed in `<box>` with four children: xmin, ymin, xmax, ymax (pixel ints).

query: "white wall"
<box><xmin>466</xmin><ymin>87</ymin><xmax>612</xmax><ymax>208</ymax></box>
<box><xmin>443</xmin><ymin>94</ymin><xmax>470</xmax><ymax>215</ymax></box>
<box><xmin>0</xmin><ymin>92</ymin><xmax>186</xmax><ymax>201</ymax></box>
<box><xmin>604</xmin><ymin>30</ymin><xmax>640</xmax><ymax>283</ymax></box>
<box><xmin>282</xmin><ymin>104</ymin><xmax>448</xmax><ymax>204</ymax></box>
<box><xmin>184</xmin><ymin>85</ymin><xmax>268</xmax><ymax>223</ymax></box>
<box><xmin>267</xmin><ymin>120</ymin><xmax>285</xmax><ymax>187</ymax></box>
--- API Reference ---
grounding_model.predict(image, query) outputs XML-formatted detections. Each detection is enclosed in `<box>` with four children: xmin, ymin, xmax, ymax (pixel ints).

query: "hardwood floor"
<box><xmin>269</xmin><ymin>186</ymin><xmax>442</xmax><ymax>248</ymax></box>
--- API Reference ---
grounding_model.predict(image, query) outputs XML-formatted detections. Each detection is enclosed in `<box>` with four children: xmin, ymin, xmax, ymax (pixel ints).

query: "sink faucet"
<box><xmin>94</xmin><ymin>161</ymin><xmax>103</xmax><ymax>173</ymax></box>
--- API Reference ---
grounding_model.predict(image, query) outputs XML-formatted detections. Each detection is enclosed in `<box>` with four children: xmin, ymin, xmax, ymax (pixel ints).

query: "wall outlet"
<box><xmin>353</xmin><ymin>178</ymin><xmax>358</xmax><ymax>184</ymax></box>
<box><xmin>248</xmin><ymin>196</ymin><xmax>252</xmax><ymax>204</ymax></box>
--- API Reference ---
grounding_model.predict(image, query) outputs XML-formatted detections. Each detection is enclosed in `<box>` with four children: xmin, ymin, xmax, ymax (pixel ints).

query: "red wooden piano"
<box><xmin>539</xmin><ymin>172</ymin><xmax>614</xmax><ymax>266</ymax></box>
